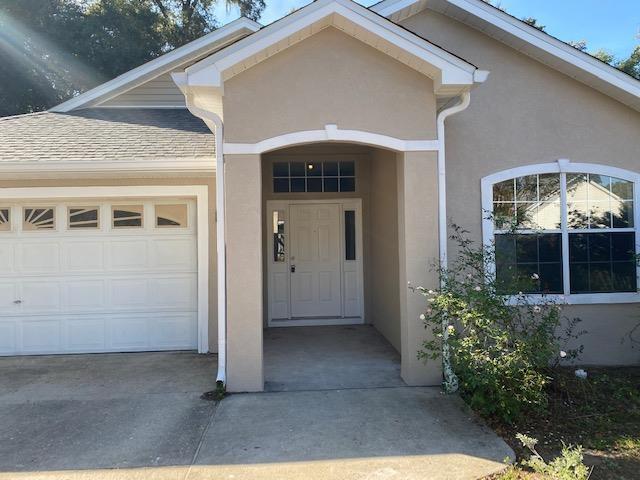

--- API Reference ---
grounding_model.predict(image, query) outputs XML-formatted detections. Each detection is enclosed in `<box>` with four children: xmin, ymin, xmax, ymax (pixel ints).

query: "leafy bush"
<box><xmin>416</xmin><ymin>225</ymin><xmax>583</xmax><ymax>423</ymax></box>
<box><xmin>516</xmin><ymin>434</ymin><xmax>592</xmax><ymax>480</ymax></box>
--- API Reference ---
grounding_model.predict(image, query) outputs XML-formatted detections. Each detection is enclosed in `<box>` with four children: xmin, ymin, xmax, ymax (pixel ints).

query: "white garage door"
<box><xmin>0</xmin><ymin>199</ymin><xmax>198</xmax><ymax>355</ymax></box>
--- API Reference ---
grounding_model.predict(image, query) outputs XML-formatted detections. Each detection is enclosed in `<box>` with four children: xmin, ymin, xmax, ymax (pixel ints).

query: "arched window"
<box><xmin>481</xmin><ymin>160</ymin><xmax>639</xmax><ymax>303</ymax></box>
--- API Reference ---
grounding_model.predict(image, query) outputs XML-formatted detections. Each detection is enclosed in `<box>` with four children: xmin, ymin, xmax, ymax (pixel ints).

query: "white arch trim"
<box><xmin>223</xmin><ymin>125</ymin><xmax>440</xmax><ymax>154</ymax></box>
<box><xmin>481</xmin><ymin>159</ymin><xmax>640</xmax><ymax>305</ymax></box>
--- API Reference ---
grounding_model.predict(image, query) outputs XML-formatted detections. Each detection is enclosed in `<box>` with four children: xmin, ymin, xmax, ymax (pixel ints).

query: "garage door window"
<box><xmin>112</xmin><ymin>205</ymin><xmax>143</xmax><ymax>228</ymax></box>
<box><xmin>0</xmin><ymin>208</ymin><xmax>9</xmax><ymax>232</ymax></box>
<box><xmin>68</xmin><ymin>207</ymin><xmax>99</xmax><ymax>229</ymax></box>
<box><xmin>155</xmin><ymin>204</ymin><xmax>188</xmax><ymax>228</ymax></box>
<box><xmin>23</xmin><ymin>207</ymin><xmax>55</xmax><ymax>231</ymax></box>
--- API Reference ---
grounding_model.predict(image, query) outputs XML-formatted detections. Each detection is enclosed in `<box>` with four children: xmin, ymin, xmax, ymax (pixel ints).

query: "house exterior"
<box><xmin>1</xmin><ymin>0</ymin><xmax>639</xmax><ymax>392</ymax></box>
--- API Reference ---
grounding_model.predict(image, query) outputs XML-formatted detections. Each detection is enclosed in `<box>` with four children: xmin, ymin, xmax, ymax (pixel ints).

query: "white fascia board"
<box><xmin>50</xmin><ymin>17</ymin><xmax>260</xmax><ymax>113</ymax></box>
<box><xmin>372</xmin><ymin>0</ymin><xmax>640</xmax><ymax>104</ymax></box>
<box><xmin>185</xmin><ymin>0</ymin><xmax>477</xmax><ymax>88</ymax></box>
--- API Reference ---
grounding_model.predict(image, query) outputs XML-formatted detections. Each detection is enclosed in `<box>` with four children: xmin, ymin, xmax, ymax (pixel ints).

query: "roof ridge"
<box><xmin>0</xmin><ymin>111</ymin><xmax>50</xmax><ymax>122</ymax></box>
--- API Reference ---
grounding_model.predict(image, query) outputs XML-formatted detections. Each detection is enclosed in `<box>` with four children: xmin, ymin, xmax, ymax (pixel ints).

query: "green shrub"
<box><xmin>416</xmin><ymin>225</ymin><xmax>583</xmax><ymax>423</ymax></box>
<box><xmin>517</xmin><ymin>433</ymin><xmax>592</xmax><ymax>480</ymax></box>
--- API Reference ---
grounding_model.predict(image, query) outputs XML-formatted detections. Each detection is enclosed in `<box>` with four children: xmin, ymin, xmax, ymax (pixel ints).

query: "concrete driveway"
<box><xmin>0</xmin><ymin>352</ymin><xmax>512</xmax><ymax>480</ymax></box>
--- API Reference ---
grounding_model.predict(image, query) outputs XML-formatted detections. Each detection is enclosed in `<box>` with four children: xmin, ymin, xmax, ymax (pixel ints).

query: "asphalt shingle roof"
<box><xmin>0</xmin><ymin>108</ymin><xmax>215</xmax><ymax>164</ymax></box>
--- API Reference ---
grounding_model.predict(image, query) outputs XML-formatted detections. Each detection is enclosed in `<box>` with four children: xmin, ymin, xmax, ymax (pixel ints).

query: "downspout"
<box><xmin>435</xmin><ymin>91</ymin><xmax>471</xmax><ymax>273</ymax></box>
<box><xmin>434</xmin><ymin>90</ymin><xmax>471</xmax><ymax>394</ymax></box>
<box><xmin>183</xmin><ymin>99</ymin><xmax>227</xmax><ymax>387</ymax></box>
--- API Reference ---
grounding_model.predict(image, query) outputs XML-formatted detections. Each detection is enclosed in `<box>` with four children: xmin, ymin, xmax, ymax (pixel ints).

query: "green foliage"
<box><xmin>0</xmin><ymin>0</ymin><xmax>266</xmax><ymax>117</ymax></box>
<box><xmin>517</xmin><ymin>433</ymin><xmax>592</xmax><ymax>480</ymax></box>
<box><xmin>417</xmin><ymin>225</ymin><xmax>583</xmax><ymax>423</ymax></box>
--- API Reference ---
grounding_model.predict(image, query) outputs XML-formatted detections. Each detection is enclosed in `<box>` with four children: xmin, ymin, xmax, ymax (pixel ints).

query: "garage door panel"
<box><xmin>67</xmin><ymin>318</ymin><xmax>106</xmax><ymax>351</ymax></box>
<box><xmin>0</xmin><ymin>198</ymin><xmax>199</xmax><ymax>355</ymax></box>
<box><xmin>151</xmin><ymin>238</ymin><xmax>197</xmax><ymax>270</ymax></box>
<box><xmin>64</xmin><ymin>280</ymin><xmax>106</xmax><ymax>310</ymax></box>
<box><xmin>21</xmin><ymin>319</ymin><xmax>62</xmax><ymax>352</ymax></box>
<box><xmin>149</xmin><ymin>277</ymin><xmax>197</xmax><ymax>308</ymax></box>
<box><xmin>109</xmin><ymin>240</ymin><xmax>148</xmax><ymax>270</ymax></box>
<box><xmin>19</xmin><ymin>243</ymin><xmax>61</xmax><ymax>274</ymax></box>
<box><xmin>0</xmin><ymin>243</ymin><xmax>14</xmax><ymax>272</ymax></box>
<box><xmin>63</xmin><ymin>241</ymin><xmax>105</xmax><ymax>272</ymax></box>
<box><xmin>21</xmin><ymin>281</ymin><xmax>62</xmax><ymax>312</ymax></box>
<box><xmin>0</xmin><ymin>322</ymin><xmax>17</xmax><ymax>354</ymax></box>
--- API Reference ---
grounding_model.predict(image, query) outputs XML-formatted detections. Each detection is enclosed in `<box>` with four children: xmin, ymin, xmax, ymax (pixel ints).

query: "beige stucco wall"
<box><xmin>0</xmin><ymin>176</ymin><xmax>219</xmax><ymax>352</ymax></box>
<box><xmin>401</xmin><ymin>9</ymin><xmax>640</xmax><ymax>365</ymax></box>
<box><xmin>223</xmin><ymin>27</ymin><xmax>438</xmax><ymax>143</ymax></box>
<box><xmin>369</xmin><ymin>148</ymin><xmax>402</xmax><ymax>352</ymax></box>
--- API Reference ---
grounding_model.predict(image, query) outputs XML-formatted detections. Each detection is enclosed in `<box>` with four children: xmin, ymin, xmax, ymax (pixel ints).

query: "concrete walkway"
<box><xmin>0</xmin><ymin>349</ymin><xmax>512</xmax><ymax>480</ymax></box>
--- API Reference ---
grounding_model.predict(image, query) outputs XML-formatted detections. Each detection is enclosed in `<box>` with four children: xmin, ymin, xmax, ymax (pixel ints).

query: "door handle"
<box><xmin>290</xmin><ymin>265</ymin><xmax>296</xmax><ymax>273</ymax></box>
<box><xmin>13</xmin><ymin>300</ymin><xmax>22</xmax><ymax>304</ymax></box>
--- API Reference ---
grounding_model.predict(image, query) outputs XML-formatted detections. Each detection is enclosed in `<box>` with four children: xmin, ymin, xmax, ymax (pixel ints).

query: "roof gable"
<box><xmin>50</xmin><ymin>17</ymin><xmax>260</xmax><ymax>113</ymax></box>
<box><xmin>178</xmin><ymin>0</ymin><xmax>487</xmax><ymax>97</ymax></box>
<box><xmin>371</xmin><ymin>0</ymin><xmax>640</xmax><ymax>112</ymax></box>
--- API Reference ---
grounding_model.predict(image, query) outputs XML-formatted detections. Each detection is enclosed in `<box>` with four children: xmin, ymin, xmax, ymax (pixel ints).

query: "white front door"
<box><xmin>289</xmin><ymin>204</ymin><xmax>342</xmax><ymax>318</ymax></box>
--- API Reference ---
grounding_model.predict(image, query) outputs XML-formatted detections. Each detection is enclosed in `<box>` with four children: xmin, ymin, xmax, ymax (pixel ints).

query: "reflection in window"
<box><xmin>68</xmin><ymin>207</ymin><xmax>99</xmax><ymax>229</ymax></box>
<box><xmin>156</xmin><ymin>204</ymin><xmax>188</xmax><ymax>228</ymax></box>
<box><xmin>491</xmin><ymin>170</ymin><xmax>637</xmax><ymax>296</ymax></box>
<box><xmin>0</xmin><ymin>208</ymin><xmax>9</xmax><ymax>232</ymax></box>
<box><xmin>345</xmin><ymin>210</ymin><xmax>356</xmax><ymax>261</ymax></box>
<box><xmin>566</xmin><ymin>174</ymin><xmax>634</xmax><ymax>229</ymax></box>
<box><xmin>112</xmin><ymin>205</ymin><xmax>143</xmax><ymax>228</ymax></box>
<box><xmin>23</xmin><ymin>207</ymin><xmax>55</xmax><ymax>231</ymax></box>
<box><xmin>272</xmin><ymin>161</ymin><xmax>356</xmax><ymax>193</ymax></box>
<box><xmin>272</xmin><ymin>211</ymin><xmax>285</xmax><ymax>262</ymax></box>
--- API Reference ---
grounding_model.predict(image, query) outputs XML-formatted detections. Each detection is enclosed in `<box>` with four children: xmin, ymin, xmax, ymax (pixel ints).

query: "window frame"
<box><xmin>482</xmin><ymin>160</ymin><xmax>640</xmax><ymax>304</ymax></box>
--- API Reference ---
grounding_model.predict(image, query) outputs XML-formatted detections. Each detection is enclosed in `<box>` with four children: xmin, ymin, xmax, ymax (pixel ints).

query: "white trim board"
<box><xmin>50</xmin><ymin>18</ymin><xmax>261</xmax><ymax>112</ymax></box>
<box><xmin>481</xmin><ymin>159</ymin><xmax>640</xmax><ymax>305</ymax></box>
<box><xmin>0</xmin><ymin>185</ymin><xmax>210</xmax><ymax>353</ymax></box>
<box><xmin>225</xmin><ymin>125</ymin><xmax>440</xmax><ymax>154</ymax></box>
<box><xmin>372</xmin><ymin>0</ymin><xmax>640</xmax><ymax>111</ymax></box>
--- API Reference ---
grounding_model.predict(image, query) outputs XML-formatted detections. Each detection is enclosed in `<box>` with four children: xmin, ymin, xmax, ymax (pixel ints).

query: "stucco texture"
<box><xmin>223</xmin><ymin>27</ymin><xmax>438</xmax><ymax>143</ymax></box>
<box><xmin>401</xmin><ymin>9</ymin><xmax>640</xmax><ymax>365</ymax></box>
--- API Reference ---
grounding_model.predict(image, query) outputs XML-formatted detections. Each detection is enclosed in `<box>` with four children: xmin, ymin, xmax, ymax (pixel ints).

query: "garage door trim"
<box><xmin>0</xmin><ymin>185</ymin><xmax>210</xmax><ymax>354</ymax></box>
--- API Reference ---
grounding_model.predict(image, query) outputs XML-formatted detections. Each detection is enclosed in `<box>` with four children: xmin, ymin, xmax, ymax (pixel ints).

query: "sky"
<box><xmin>214</xmin><ymin>0</ymin><xmax>640</xmax><ymax>59</ymax></box>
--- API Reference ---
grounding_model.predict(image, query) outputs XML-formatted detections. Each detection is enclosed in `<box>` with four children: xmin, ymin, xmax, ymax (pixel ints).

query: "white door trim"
<box><xmin>266</xmin><ymin>198</ymin><xmax>364</xmax><ymax>327</ymax></box>
<box><xmin>0</xmin><ymin>185</ymin><xmax>209</xmax><ymax>353</ymax></box>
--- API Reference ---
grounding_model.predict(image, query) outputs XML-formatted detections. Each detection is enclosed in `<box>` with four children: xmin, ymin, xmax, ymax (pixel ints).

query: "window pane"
<box><xmin>569</xmin><ymin>232</ymin><xmax>637</xmax><ymax>293</ymax></box>
<box><xmin>537</xmin><ymin>201</ymin><xmax>561</xmax><ymax>229</ymax></box>
<box><xmin>493</xmin><ymin>179</ymin><xmax>514</xmax><ymax>202</ymax></box>
<box><xmin>0</xmin><ymin>208</ymin><xmax>10</xmax><ymax>232</ymax></box>
<box><xmin>339</xmin><ymin>161</ymin><xmax>355</xmax><ymax>177</ymax></box>
<box><xmin>495</xmin><ymin>233</ymin><xmax>563</xmax><ymax>294</ymax></box>
<box><xmin>306</xmin><ymin>162</ymin><xmax>322</xmax><ymax>177</ymax></box>
<box><xmin>291</xmin><ymin>178</ymin><xmax>305</xmax><ymax>192</ymax></box>
<box><xmin>493</xmin><ymin>203</ymin><xmax>515</xmax><ymax>230</ymax></box>
<box><xmin>323</xmin><ymin>178</ymin><xmax>339</xmax><ymax>192</ymax></box>
<box><xmin>23</xmin><ymin>207</ymin><xmax>55</xmax><ymax>231</ymax></box>
<box><xmin>307</xmin><ymin>178</ymin><xmax>322</xmax><ymax>192</ymax></box>
<box><xmin>515</xmin><ymin>175</ymin><xmax>538</xmax><ymax>201</ymax></box>
<box><xmin>538</xmin><ymin>174</ymin><xmax>561</xmax><ymax>201</ymax></box>
<box><xmin>290</xmin><ymin>162</ymin><xmax>305</xmax><ymax>177</ymax></box>
<box><xmin>273</xmin><ymin>162</ymin><xmax>289</xmax><ymax>177</ymax></box>
<box><xmin>156</xmin><ymin>204</ymin><xmax>187</xmax><ymax>228</ymax></box>
<box><xmin>340</xmin><ymin>177</ymin><xmax>355</xmax><ymax>192</ymax></box>
<box><xmin>272</xmin><ymin>211</ymin><xmax>285</xmax><ymax>262</ymax></box>
<box><xmin>69</xmin><ymin>207</ymin><xmax>99</xmax><ymax>229</ymax></box>
<box><xmin>112</xmin><ymin>205</ymin><xmax>143</xmax><ymax>228</ymax></box>
<box><xmin>613</xmin><ymin>201</ymin><xmax>633</xmax><ymax>228</ymax></box>
<box><xmin>567</xmin><ymin>174</ymin><xmax>634</xmax><ymax>230</ymax></box>
<box><xmin>345</xmin><ymin>210</ymin><xmax>356</xmax><ymax>260</ymax></box>
<box><xmin>324</xmin><ymin>162</ymin><xmax>338</xmax><ymax>176</ymax></box>
<box><xmin>273</xmin><ymin>178</ymin><xmax>290</xmax><ymax>193</ymax></box>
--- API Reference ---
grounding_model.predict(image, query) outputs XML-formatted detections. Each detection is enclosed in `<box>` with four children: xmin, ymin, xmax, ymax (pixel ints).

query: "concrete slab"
<box><xmin>194</xmin><ymin>387</ymin><xmax>513</xmax><ymax>479</ymax></box>
<box><xmin>264</xmin><ymin>325</ymin><xmax>405</xmax><ymax>391</ymax></box>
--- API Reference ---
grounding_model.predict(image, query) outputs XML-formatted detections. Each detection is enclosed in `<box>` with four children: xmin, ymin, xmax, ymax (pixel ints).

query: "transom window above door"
<box><xmin>482</xmin><ymin>162</ymin><xmax>639</xmax><ymax>302</ymax></box>
<box><xmin>272</xmin><ymin>161</ymin><xmax>356</xmax><ymax>193</ymax></box>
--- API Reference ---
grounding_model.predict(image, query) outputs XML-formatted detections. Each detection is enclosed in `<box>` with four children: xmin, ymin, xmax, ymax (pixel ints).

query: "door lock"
<box><xmin>290</xmin><ymin>265</ymin><xmax>296</xmax><ymax>273</ymax></box>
